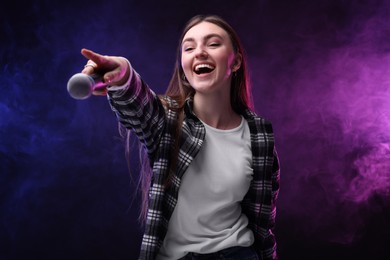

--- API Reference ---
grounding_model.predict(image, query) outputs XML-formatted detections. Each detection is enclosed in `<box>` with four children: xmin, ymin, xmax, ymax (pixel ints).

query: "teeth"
<box><xmin>195</xmin><ymin>64</ymin><xmax>215</xmax><ymax>71</ymax></box>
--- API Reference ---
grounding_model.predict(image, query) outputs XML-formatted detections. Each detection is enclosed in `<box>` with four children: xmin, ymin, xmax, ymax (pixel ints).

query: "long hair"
<box><xmin>128</xmin><ymin>14</ymin><xmax>253</xmax><ymax>223</ymax></box>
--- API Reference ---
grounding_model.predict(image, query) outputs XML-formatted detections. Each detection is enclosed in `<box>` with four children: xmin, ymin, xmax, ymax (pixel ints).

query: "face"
<box><xmin>181</xmin><ymin>21</ymin><xmax>241</xmax><ymax>95</ymax></box>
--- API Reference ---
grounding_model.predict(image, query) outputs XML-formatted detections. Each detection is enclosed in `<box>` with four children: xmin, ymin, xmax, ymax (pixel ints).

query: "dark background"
<box><xmin>1</xmin><ymin>0</ymin><xmax>389</xmax><ymax>259</ymax></box>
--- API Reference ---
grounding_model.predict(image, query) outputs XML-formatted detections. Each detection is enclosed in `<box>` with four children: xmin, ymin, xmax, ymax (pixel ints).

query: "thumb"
<box><xmin>104</xmin><ymin>59</ymin><xmax>130</xmax><ymax>86</ymax></box>
<box><xmin>103</xmin><ymin>68</ymin><xmax>124</xmax><ymax>85</ymax></box>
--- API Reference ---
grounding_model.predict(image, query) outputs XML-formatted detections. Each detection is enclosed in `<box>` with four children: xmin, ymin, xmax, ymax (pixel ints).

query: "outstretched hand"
<box><xmin>81</xmin><ymin>48</ymin><xmax>130</xmax><ymax>95</ymax></box>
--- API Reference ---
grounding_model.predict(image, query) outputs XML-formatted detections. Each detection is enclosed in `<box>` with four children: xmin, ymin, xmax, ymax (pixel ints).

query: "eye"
<box><xmin>183</xmin><ymin>45</ymin><xmax>195</xmax><ymax>52</ymax></box>
<box><xmin>209</xmin><ymin>42</ymin><xmax>221</xmax><ymax>48</ymax></box>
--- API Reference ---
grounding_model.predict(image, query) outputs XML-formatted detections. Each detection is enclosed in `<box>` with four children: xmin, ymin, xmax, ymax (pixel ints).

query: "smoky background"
<box><xmin>1</xmin><ymin>0</ymin><xmax>389</xmax><ymax>259</ymax></box>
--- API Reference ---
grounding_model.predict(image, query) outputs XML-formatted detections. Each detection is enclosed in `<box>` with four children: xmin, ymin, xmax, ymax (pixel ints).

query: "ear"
<box><xmin>232</xmin><ymin>53</ymin><xmax>242</xmax><ymax>72</ymax></box>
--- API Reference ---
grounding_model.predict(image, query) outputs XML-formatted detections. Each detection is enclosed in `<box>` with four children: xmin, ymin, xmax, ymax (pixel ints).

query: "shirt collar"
<box><xmin>184</xmin><ymin>97</ymin><xmax>257</xmax><ymax>121</ymax></box>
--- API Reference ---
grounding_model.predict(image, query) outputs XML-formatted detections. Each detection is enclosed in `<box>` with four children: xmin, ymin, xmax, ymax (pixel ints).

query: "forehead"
<box><xmin>182</xmin><ymin>21</ymin><xmax>229</xmax><ymax>42</ymax></box>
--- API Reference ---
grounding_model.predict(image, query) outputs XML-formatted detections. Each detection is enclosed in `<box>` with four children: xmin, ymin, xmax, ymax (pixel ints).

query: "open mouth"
<box><xmin>194</xmin><ymin>64</ymin><xmax>215</xmax><ymax>75</ymax></box>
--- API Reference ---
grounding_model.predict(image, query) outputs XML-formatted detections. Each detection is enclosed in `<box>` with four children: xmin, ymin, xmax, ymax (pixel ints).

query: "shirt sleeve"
<box><xmin>253</xmin><ymin>146</ymin><xmax>280</xmax><ymax>260</ymax></box>
<box><xmin>263</xmin><ymin>147</ymin><xmax>280</xmax><ymax>259</ymax></box>
<box><xmin>242</xmin><ymin>117</ymin><xmax>280</xmax><ymax>260</ymax></box>
<box><xmin>106</xmin><ymin>59</ymin><xmax>166</xmax><ymax>161</ymax></box>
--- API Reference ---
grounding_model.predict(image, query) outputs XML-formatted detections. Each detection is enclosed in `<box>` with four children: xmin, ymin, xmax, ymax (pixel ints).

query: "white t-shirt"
<box><xmin>157</xmin><ymin>117</ymin><xmax>254</xmax><ymax>260</ymax></box>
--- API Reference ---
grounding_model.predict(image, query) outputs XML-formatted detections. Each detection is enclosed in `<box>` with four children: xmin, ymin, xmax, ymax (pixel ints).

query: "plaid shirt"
<box><xmin>108</xmin><ymin>68</ymin><xmax>280</xmax><ymax>260</ymax></box>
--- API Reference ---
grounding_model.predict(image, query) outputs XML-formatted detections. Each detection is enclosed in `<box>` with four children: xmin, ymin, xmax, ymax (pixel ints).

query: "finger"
<box><xmin>81</xmin><ymin>64</ymin><xmax>96</xmax><ymax>74</ymax></box>
<box><xmin>92</xmin><ymin>88</ymin><xmax>108</xmax><ymax>96</ymax></box>
<box><xmin>81</xmin><ymin>48</ymin><xmax>108</xmax><ymax>66</ymax></box>
<box><xmin>80</xmin><ymin>59</ymin><xmax>97</xmax><ymax>73</ymax></box>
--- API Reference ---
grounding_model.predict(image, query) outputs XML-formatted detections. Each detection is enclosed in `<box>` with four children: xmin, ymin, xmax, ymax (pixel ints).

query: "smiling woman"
<box><xmin>77</xmin><ymin>14</ymin><xmax>280</xmax><ymax>260</ymax></box>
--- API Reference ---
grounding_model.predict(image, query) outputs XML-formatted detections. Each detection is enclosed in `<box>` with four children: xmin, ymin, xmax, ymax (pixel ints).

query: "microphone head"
<box><xmin>67</xmin><ymin>73</ymin><xmax>94</xmax><ymax>100</ymax></box>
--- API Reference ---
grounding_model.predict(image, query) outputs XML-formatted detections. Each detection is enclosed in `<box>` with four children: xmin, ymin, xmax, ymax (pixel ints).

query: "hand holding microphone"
<box><xmin>67</xmin><ymin>73</ymin><xmax>106</xmax><ymax>99</ymax></box>
<box><xmin>67</xmin><ymin>48</ymin><xmax>130</xmax><ymax>99</ymax></box>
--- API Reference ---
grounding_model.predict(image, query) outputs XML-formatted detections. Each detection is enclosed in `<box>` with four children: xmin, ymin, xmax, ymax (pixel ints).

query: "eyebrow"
<box><xmin>182</xmin><ymin>33</ymin><xmax>224</xmax><ymax>45</ymax></box>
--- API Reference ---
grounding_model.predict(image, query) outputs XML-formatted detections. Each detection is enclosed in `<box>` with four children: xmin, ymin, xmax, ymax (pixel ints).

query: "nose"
<box><xmin>194</xmin><ymin>46</ymin><xmax>208</xmax><ymax>58</ymax></box>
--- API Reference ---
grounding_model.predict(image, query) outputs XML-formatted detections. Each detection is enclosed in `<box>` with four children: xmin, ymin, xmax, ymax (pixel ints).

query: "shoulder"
<box><xmin>244</xmin><ymin>109</ymin><xmax>273</xmax><ymax>127</ymax></box>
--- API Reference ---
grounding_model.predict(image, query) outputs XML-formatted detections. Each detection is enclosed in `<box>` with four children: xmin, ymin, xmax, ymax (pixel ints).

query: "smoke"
<box><xmin>297</xmin><ymin>2</ymin><xmax>390</xmax><ymax>204</ymax></box>
<box><xmin>327</xmin><ymin>48</ymin><xmax>390</xmax><ymax>203</ymax></box>
<box><xmin>1</xmin><ymin>0</ymin><xmax>389</xmax><ymax>259</ymax></box>
<box><xmin>246</xmin><ymin>0</ymin><xmax>390</xmax><ymax>255</ymax></box>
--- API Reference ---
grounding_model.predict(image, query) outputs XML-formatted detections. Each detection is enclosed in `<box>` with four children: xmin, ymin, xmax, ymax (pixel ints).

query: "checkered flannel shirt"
<box><xmin>107</xmin><ymin>67</ymin><xmax>280</xmax><ymax>260</ymax></box>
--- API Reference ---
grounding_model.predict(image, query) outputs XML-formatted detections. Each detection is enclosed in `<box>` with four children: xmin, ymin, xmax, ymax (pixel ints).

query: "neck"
<box><xmin>193</xmin><ymin>92</ymin><xmax>241</xmax><ymax>130</ymax></box>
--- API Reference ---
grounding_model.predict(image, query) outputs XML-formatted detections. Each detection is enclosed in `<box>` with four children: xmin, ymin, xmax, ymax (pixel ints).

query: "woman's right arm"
<box><xmin>107</xmin><ymin>67</ymin><xmax>166</xmax><ymax>161</ymax></box>
<box><xmin>80</xmin><ymin>48</ymin><xmax>166</xmax><ymax>160</ymax></box>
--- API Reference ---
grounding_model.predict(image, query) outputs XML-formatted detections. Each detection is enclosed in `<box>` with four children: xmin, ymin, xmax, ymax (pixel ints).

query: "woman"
<box><xmin>80</xmin><ymin>14</ymin><xmax>280</xmax><ymax>260</ymax></box>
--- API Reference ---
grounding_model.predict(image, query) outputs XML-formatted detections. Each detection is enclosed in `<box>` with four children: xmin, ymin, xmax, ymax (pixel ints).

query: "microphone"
<box><xmin>67</xmin><ymin>73</ymin><xmax>107</xmax><ymax>99</ymax></box>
